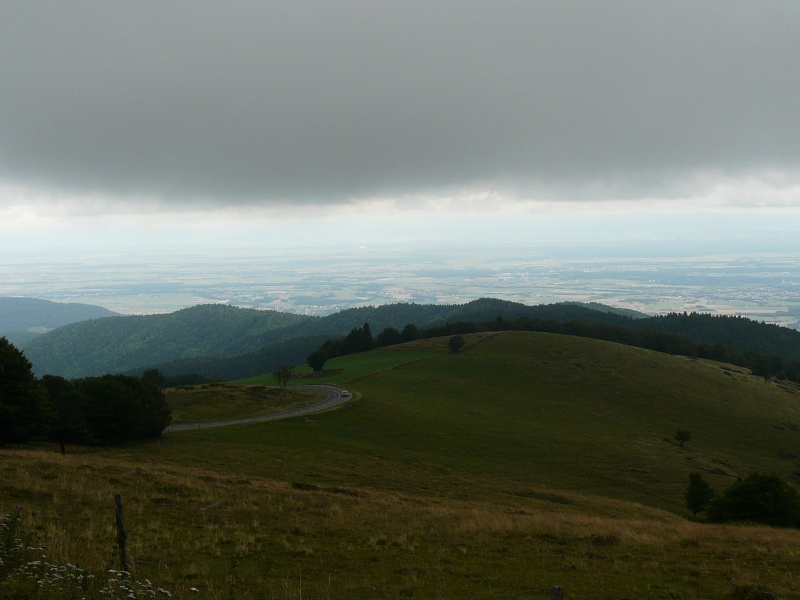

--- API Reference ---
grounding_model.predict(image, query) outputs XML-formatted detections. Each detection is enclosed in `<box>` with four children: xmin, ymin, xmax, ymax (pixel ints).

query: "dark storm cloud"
<box><xmin>1</xmin><ymin>1</ymin><xmax>799</xmax><ymax>205</ymax></box>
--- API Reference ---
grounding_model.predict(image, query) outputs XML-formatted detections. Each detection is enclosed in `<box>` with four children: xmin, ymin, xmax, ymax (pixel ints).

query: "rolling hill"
<box><xmin>22</xmin><ymin>299</ymin><xmax>636</xmax><ymax>377</ymax></box>
<box><xmin>219</xmin><ymin>331</ymin><xmax>800</xmax><ymax>510</ymax></box>
<box><xmin>21</xmin><ymin>304</ymin><xmax>310</xmax><ymax>378</ymax></box>
<box><xmin>20</xmin><ymin>296</ymin><xmax>800</xmax><ymax>380</ymax></box>
<box><xmin>6</xmin><ymin>331</ymin><xmax>800</xmax><ymax>599</ymax></box>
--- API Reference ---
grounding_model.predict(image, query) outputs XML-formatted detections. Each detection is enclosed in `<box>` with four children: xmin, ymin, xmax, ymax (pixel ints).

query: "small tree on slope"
<box><xmin>685</xmin><ymin>473</ymin><xmax>715</xmax><ymax>518</ymax></box>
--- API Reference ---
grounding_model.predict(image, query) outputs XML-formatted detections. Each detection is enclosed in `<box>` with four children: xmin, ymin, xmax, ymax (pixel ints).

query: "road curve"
<box><xmin>164</xmin><ymin>385</ymin><xmax>352</xmax><ymax>433</ymax></box>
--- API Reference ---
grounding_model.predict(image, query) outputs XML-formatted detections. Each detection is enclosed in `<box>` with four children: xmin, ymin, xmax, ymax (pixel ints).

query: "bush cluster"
<box><xmin>687</xmin><ymin>472</ymin><xmax>800</xmax><ymax>528</ymax></box>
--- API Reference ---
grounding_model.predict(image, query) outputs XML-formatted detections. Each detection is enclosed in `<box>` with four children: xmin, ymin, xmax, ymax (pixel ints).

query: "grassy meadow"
<box><xmin>4</xmin><ymin>332</ymin><xmax>800</xmax><ymax>599</ymax></box>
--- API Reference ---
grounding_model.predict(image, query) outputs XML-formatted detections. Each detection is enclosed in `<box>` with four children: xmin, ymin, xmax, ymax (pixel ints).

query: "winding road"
<box><xmin>164</xmin><ymin>385</ymin><xmax>352</xmax><ymax>433</ymax></box>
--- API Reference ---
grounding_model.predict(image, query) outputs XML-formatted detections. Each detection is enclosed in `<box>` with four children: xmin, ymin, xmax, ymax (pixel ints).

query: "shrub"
<box><xmin>707</xmin><ymin>473</ymin><xmax>800</xmax><ymax>528</ymax></box>
<box><xmin>448</xmin><ymin>335</ymin><xmax>466</xmax><ymax>353</ymax></box>
<box><xmin>685</xmin><ymin>472</ymin><xmax>715</xmax><ymax>518</ymax></box>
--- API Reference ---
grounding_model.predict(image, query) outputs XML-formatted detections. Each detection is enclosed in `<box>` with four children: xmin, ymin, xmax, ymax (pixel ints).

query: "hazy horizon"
<box><xmin>4</xmin><ymin>234</ymin><xmax>799</xmax><ymax>333</ymax></box>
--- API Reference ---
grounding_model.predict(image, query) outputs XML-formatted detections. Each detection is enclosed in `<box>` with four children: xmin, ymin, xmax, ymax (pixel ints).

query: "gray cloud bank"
<box><xmin>1</xmin><ymin>1</ymin><xmax>799</xmax><ymax>207</ymax></box>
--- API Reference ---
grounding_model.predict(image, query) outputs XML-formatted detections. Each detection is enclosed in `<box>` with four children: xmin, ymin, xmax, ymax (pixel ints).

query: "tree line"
<box><xmin>0</xmin><ymin>337</ymin><xmax>171</xmax><ymax>449</ymax></box>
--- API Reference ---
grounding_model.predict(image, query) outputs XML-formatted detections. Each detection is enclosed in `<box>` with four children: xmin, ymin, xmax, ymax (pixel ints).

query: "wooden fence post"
<box><xmin>114</xmin><ymin>493</ymin><xmax>130</xmax><ymax>573</ymax></box>
<box><xmin>551</xmin><ymin>586</ymin><xmax>564</xmax><ymax>600</ymax></box>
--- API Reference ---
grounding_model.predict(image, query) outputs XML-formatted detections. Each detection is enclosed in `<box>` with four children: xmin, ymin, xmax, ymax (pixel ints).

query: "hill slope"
<box><xmin>22</xmin><ymin>304</ymin><xmax>311</xmax><ymax>378</ymax></box>
<box><xmin>22</xmin><ymin>296</ymin><xmax>800</xmax><ymax>379</ymax></box>
<box><xmin>343</xmin><ymin>332</ymin><xmax>800</xmax><ymax>507</ymax></box>
<box><xmin>7</xmin><ymin>332</ymin><xmax>800</xmax><ymax>599</ymax></box>
<box><xmin>0</xmin><ymin>297</ymin><xmax>118</xmax><ymax>346</ymax></box>
<box><xmin>148</xmin><ymin>331</ymin><xmax>800</xmax><ymax>513</ymax></box>
<box><xmin>21</xmin><ymin>299</ymin><xmax>636</xmax><ymax>377</ymax></box>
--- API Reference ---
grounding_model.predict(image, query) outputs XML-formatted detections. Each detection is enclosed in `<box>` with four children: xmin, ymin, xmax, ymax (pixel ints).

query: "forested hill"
<box><xmin>0</xmin><ymin>297</ymin><xmax>118</xmax><ymax>346</ymax></box>
<box><xmin>22</xmin><ymin>304</ymin><xmax>310</xmax><ymax>378</ymax></box>
<box><xmin>277</xmin><ymin>298</ymin><xmax>642</xmax><ymax>339</ymax></box>
<box><xmin>19</xmin><ymin>298</ymin><xmax>800</xmax><ymax>379</ymax></box>
<box><xmin>631</xmin><ymin>313</ymin><xmax>800</xmax><ymax>361</ymax></box>
<box><xmin>22</xmin><ymin>299</ymin><xmax>638</xmax><ymax>378</ymax></box>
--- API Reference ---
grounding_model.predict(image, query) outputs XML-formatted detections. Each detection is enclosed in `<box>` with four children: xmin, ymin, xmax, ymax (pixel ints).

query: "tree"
<box><xmin>448</xmin><ymin>335</ymin><xmax>466</xmax><ymax>353</ymax></box>
<box><xmin>307</xmin><ymin>351</ymin><xmax>327</xmax><ymax>373</ymax></box>
<box><xmin>0</xmin><ymin>337</ymin><xmax>50</xmax><ymax>446</ymax></box>
<box><xmin>274</xmin><ymin>365</ymin><xmax>293</xmax><ymax>389</ymax></box>
<box><xmin>685</xmin><ymin>473</ymin><xmax>715</xmax><ymax>518</ymax></box>
<box><xmin>340</xmin><ymin>323</ymin><xmax>374</xmax><ymax>355</ymax></box>
<box><xmin>142</xmin><ymin>368</ymin><xmax>167</xmax><ymax>389</ymax></box>
<box><xmin>707</xmin><ymin>473</ymin><xmax>800</xmax><ymax>528</ymax></box>
<box><xmin>41</xmin><ymin>375</ymin><xmax>90</xmax><ymax>453</ymax></box>
<box><xmin>375</xmin><ymin>327</ymin><xmax>403</xmax><ymax>347</ymax></box>
<box><xmin>674</xmin><ymin>429</ymin><xmax>692</xmax><ymax>448</ymax></box>
<box><xmin>78</xmin><ymin>376</ymin><xmax>141</xmax><ymax>445</ymax></box>
<box><xmin>400</xmin><ymin>324</ymin><xmax>419</xmax><ymax>342</ymax></box>
<box><xmin>133</xmin><ymin>375</ymin><xmax>173</xmax><ymax>438</ymax></box>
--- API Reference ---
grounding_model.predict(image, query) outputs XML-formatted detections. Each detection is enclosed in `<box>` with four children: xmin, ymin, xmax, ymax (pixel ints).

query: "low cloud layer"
<box><xmin>1</xmin><ymin>2</ymin><xmax>799</xmax><ymax>208</ymax></box>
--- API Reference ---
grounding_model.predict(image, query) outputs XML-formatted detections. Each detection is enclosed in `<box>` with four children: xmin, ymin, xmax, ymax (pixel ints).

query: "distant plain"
<box><xmin>2</xmin><ymin>240</ymin><xmax>799</xmax><ymax>329</ymax></box>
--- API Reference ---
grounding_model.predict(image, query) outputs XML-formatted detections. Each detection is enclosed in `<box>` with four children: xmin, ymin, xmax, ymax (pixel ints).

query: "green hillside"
<box><xmin>0</xmin><ymin>297</ymin><xmax>118</xmax><ymax>331</ymax></box>
<box><xmin>22</xmin><ymin>299</ymin><xmax>634</xmax><ymax>378</ymax></box>
<box><xmin>144</xmin><ymin>334</ymin><xmax>333</xmax><ymax>381</ymax></box>
<box><xmin>144</xmin><ymin>300</ymin><xmax>642</xmax><ymax>380</ymax></box>
<box><xmin>21</xmin><ymin>295</ymin><xmax>800</xmax><ymax>382</ymax></box>
<box><xmin>140</xmin><ymin>332</ymin><xmax>800</xmax><ymax>512</ymax></box>
<box><xmin>22</xmin><ymin>304</ymin><xmax>310</xmax><ymax>378</ymax></box>
<box><xmin>5</xmin><ymin>332</ymin><xmax>800</xmax><ymax>598</ymax></box>
<box><xmin>0</xmin><ymin>296</ymin><xmax>118</xmax><ymax>346</ymax></box>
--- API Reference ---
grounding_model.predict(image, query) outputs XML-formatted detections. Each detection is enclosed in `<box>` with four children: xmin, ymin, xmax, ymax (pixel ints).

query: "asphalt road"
<box><xmin>164</xmin><ymin>384</ymin><xmax>352</xmax><ymax>433</ymax></box>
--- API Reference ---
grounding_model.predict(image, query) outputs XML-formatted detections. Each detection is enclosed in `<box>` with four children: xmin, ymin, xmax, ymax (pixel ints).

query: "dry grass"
<box><xmin>4</xmin><ymin>447</ymin><xmax>800</xmax><ymax>599</ymax></box>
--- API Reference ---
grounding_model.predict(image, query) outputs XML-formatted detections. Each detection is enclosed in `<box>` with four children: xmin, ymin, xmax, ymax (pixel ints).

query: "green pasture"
<box><xmin>148</xmin><ymin>331</ymin><xmax>800</xmax><ymax>513</ymax></box>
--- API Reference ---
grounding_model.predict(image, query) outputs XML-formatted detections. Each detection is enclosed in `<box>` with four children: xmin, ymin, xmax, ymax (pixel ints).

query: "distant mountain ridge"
<box><xmin>0</xmin><ymin>297</ymin><xmax>118</xmax><ymax>346</ymax></box>
<box><xmin>22</xmin><ymin>304</ymin><xmax>310</xmax><ymax>378</ymax></box>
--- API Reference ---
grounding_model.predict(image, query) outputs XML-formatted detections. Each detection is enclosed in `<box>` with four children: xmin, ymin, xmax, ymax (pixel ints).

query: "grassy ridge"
<box><xmin>4</xmin><ymin>331</ymin><xmax>800</xmax><ymax>598</ymax></box>
<box><xmin>149</xmin><ymin>332</ymin><xmax>800</xmax><ymax>511</ymax></box>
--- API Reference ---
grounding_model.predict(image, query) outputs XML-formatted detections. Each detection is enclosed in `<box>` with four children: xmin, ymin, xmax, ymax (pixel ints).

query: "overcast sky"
<box><xmin>1</xmin><ymin>1</ymin><xmax>799</xmax><ymax>252</ymax></box>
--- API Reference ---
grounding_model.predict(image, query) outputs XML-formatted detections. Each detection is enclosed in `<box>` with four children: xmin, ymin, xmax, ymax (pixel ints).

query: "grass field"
<box><xmin>4</xmin><ymin>331</ymin><xmax>800</xmax><ymax>599</ymax></box>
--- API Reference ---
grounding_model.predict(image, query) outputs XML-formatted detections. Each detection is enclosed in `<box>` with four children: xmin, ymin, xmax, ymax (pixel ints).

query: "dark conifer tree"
<box><xmin>0</xmin><ymin>337</ymin><xmax>50</xmax><ymax>445</ymax></box>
